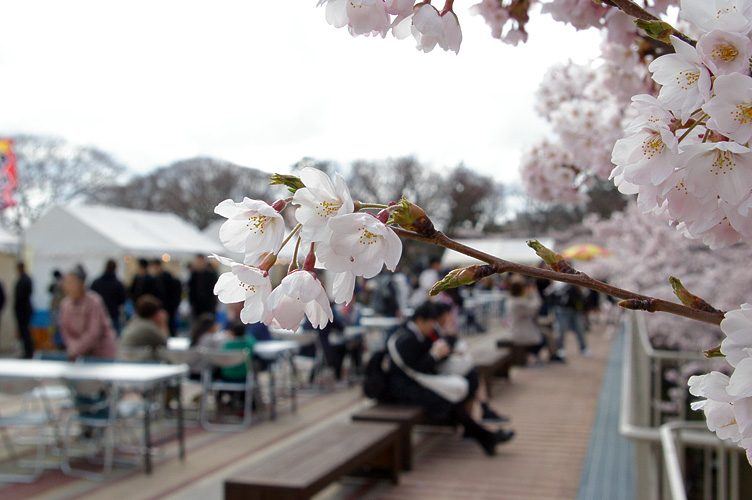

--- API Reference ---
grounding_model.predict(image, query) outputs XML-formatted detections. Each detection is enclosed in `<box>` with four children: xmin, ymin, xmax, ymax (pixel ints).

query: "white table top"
<box><xmin>253</xmin><ymin>340</ymin><xmax>299</xmax><ymax>360</ymax></box>
<box><xmin>0</xmin><ymin>359</ymin><xmax>188</xmax><ymax>388</ymax></box>
<box><xmin>359</xmin><ymin>316</ymin><xmax>403</xmax><ymax>328</ymax></box>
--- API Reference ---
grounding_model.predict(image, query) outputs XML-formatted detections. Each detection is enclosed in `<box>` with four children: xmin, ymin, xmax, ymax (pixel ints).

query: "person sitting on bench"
<box><xmin>433</xmin><ymin>301</ymin><xmax>509</xmax><ymax>423</ymax></box>
<box><xmin>384</xmin><ymin>302</ymin><xmax>515</xmax><ymax>456</ymax></box>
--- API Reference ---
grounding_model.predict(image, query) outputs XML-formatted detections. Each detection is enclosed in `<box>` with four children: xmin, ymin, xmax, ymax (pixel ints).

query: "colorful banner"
<box><xmin>0</xmin><ymin>139</ymin><xmax>17</xmax><ymax>209</ymax></box>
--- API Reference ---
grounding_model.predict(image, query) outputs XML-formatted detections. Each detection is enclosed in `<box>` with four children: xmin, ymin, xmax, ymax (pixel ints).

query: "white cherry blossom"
<box><xmin>264</xmin><ymin>270</ymin><xmax>333</xmax><ymax>331</ymax></box>
<box><xmin>331</xmin><ymin>270</ymin><xmax>357</xmax><ymax>304</ymax></box>
<box><xmin>214</xmin><ymin>198</ymin><xmax>286</xmax><ymax>264</ymax></box>
<box><xmin>720</xmin><ymin>303</ymin><xmax>752</xmax><ymax>366</ymax></box>
<box><xmin>649</xmin><ymin>36</ymin><xmax>712</xmax><ymax>123</ymax></box>
<box><xmin>212</xmin><ymin>255</ymin><xmax>272</xmax><ymax>324</ymax></box>
<box><xmin>317</xmin><ymin>212</ymin><xmax>402</xmax><ymax>279</ymax></box>
<box><xmin>292</xmin><ymin>167</ymin><xmax>354</xmax><ymax>243</ymax></box>
<box><xmin>611</xmin><ymin>123</ymin><xmax>679</xmax><ymax>186</ymax></box>
<box><xmin>680</xmin><ymin>0</ymin><xmax>752</xmax><ymax>35</ymax></box>
<box><xmin>703</xmin><ymin>73</ymin><xmax>752</xmax><ymax>144</ymax></box>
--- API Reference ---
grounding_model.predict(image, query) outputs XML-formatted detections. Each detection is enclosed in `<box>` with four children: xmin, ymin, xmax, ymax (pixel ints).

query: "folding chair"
<box><xmin>198</xmin><ymin>349</ymin><xmax>253</xmax><ymax>432</ymax></box>
<box><xmin>59</xmin><ymin>378</ymin><xmax>144</xmax><ymax>481</ymax></box>
<box><xmin>161</xmin><ymin>348</ymin><xmax>203</xmax><ymax>425</ymax></box>
<box><xmin>0</xmin><ymin>378</ymin><xmax>54</xmax><ymax>482</ymax></box>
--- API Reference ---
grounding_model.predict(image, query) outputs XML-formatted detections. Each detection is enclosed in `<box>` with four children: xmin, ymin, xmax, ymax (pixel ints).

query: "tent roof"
<box><xmin>0</xmin><ymin>226</ymin><xmax>18</xmax><ymax>254</ymax></box>
<box><xmin>38</xmin><ymin>204</ymin><xmax>223</xmax><ymax>257</ymax></box>
<box><xmin>441</xmin><ymin>237</ymin><xmax>555</xmax><ymax>267</ymax></box>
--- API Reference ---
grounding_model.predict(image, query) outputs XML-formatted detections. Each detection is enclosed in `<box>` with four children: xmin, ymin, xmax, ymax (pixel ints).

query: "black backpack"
<box><xmin>363</xmin><ymin>350</ymin><xmax>390</xmax><ymax>400</ymax></box>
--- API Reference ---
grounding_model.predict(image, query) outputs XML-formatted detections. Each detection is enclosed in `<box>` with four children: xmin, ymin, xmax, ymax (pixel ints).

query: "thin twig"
<box><xmin>601</xmin><ymin>0</ymin><xmax>696</xmax><ymax>46</ymax></box>
<box><xmin>392</xmin><ymin>227</ymin><xmax>725</xmax><ymax>326</ymax></box>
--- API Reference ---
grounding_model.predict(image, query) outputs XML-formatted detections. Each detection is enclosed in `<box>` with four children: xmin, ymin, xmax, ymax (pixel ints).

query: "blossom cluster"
<box><xmin>689</xmin><ymin>305</ymin><xmax>752</xmax><ymax>465</ymax></box>
<box><xmin>212</xmin><ymin>167</ymin><xmax>402</xmax><ymax>331</ymax></box>
<box><xmin>318</xmin><ymin>0</ymin><xmax>461</xmax><ymax>53</ymax></box>
<box><xmin>611</xmin><ymin>1</ymin><xmax>752</xmax><ymax>248</ymax></box>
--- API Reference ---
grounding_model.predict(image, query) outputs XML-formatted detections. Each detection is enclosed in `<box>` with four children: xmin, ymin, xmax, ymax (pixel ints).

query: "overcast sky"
<box><xmin>0</xmin><ymin>1</ymin><xmax>601</xmax><ymax>183</ymax></box>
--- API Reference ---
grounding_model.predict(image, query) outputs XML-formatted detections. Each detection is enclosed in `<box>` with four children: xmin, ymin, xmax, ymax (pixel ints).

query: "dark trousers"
<box><xmin>15</xmin><ymin>311</ymin><xmax>34</xmax><ymax>359</ymax></box>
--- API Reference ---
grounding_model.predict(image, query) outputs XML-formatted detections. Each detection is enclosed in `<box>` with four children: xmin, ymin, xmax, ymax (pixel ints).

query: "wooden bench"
<box><xmin>351</xmin><ymin>404</ymin><xmax>424</xmax><ymax>471</ymax></box>
<box><xmin>224</xmin><ymin>421</ymin><xmax>401</xmax><ymax>500</ymax></box>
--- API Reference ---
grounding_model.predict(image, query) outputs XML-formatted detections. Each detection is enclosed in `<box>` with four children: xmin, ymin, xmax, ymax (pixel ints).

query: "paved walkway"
<box><xmin>0</xmin><ymin>318</ymin><xmax>621</xmax><ymax>500</ymax></box>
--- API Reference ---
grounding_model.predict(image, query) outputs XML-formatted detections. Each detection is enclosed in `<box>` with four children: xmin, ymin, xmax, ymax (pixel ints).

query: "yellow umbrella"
<box><xmin>561</xmin><ymin>243</ymin><xmax>611</xmax><ymax>261</ymax></box>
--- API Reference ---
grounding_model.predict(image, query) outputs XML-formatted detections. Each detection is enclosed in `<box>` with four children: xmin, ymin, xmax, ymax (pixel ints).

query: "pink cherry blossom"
<box><xmin>264</xmin><ymin>270</ymin><xmax>333</xmax><ymax>331</ymax></box>
<box><xmin>697</xmin><ymin>30</ymin><xmax>752</xmax><ymax>76</ymax></box>
<box><xmin>648</xmin><ymin>36</ymin><xmax>712</xmax><ymax>123</ymax></box>
<box><xmin>703</xmin><ymin>73</ymin><xmax>752</xmax><ymax>144</ymax></box>
<box><xmin>681</xmin><ymin>141</ymin><xmax>752</xmax><ymax>205</ymax></box>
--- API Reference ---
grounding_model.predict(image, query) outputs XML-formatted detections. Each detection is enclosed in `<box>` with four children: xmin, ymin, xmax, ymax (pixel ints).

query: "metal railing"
<box><xmin>619</xmin><ymin>312</ymin><xmax>747</xmax><ymax>500</ymax></box>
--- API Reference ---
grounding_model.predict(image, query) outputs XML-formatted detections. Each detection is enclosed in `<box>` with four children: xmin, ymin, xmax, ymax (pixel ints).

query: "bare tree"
<box><xmin>441</xmin><ymin>164</ymin><xmax>503</xmax><ymax>237</ymax></box>
<box><xmin>2</xmin><ymin>134</ymin><xmax>125</xmax><ymax>233</ymax></box>
<box><xmin>91</xmin><ymin>157</ymin><xmax>284</xmax><ymax>229</ymax></box>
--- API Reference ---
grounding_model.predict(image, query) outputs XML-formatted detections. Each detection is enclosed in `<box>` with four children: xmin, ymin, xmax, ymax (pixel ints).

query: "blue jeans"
<box><xmin>554</xmin><ymin>307</ymin><xmax>587</xmax><ymax>352</ymax></box>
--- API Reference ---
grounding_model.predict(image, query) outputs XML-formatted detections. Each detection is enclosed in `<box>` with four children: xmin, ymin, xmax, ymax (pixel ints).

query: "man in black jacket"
<box><xmin>91</xmin><ymin>259</ymin><xmax>127</xmax><ymax>333</ymax></box>
<box><xmin>150</xmin><ymin>259</ymin><xmax>182</xmax><ymax>336</ymax></box>
<box><xmin>385</xmin><ymin>301</ymin><xmax>514</xmax><ymax>456</ymax></box>
<box><xmin>13</xmin><ymin>262</ymin><xmax>33</xmax><ymax>359</ymax></box>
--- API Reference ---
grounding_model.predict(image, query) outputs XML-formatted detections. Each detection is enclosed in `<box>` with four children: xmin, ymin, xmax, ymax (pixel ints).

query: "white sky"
<box><xmin>0</xmin><ymin>1</ymin><xmax>602</xmax><ymax>183</ymax></box>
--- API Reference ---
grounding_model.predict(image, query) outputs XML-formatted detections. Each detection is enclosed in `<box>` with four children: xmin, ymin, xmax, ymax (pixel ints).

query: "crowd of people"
<box><xmin>2</xmin><ymin>252</ymin><xmax>605</xmax><ymax>458</ymax></box>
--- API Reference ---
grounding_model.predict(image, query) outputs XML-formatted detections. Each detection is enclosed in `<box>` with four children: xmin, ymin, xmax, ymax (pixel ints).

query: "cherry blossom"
<box><xmin>682</xmin><ymin>142</ymin><xmax>752</xmax><ymax>205</ymax></box>
<box><xmin>680</xmin><ymin>0</ymin><xmax>752</xmax><ymax>35</ymax></box>
<box><xmin>720</xmin><ymin>303</ymin><xmax>752</xmax><ymax>366</ymax></box>
<box><xmin>212</xmin><ymin>255</ymin><xmax>272</xmax><ymax>324</ymax></box>
<box><xmin>264</xmin><ymin>270</ymin><xmax>333</xmax><ymax>331</ymax></box>
<box><xmin>331</xmin><ymin>269</ymin><xmax>357</xmax><ymax>304</ymax></box>
<box><xmin>317</xmin><ymin>212</ymin><xmax>402</xmax><ymax>279</ymax></box>
<box><xmin>292</xmin><ymin>167</ymin><xmax>354</xmax><ymax>243</ymax></box>
<box><xmin>696</xmin><ymin>30</ymin><xmax>752</xmax><ymax>76</ymax></box>
<box><xmin>648</xmin><ymin>36</ymin><xmax>712</xmax><ymax>123</ymax></box>
<box><xmin>320</xmin><ymin>0</ymin><xmax>391</xmax><ymax>37</ymax></box>
<box><xmin>703</xmin><ymin>73</ymin><xmax>752</xmax><ymax>144</ymax></box>
<box><xmin>214</xmin><ymin>198</ymin><xmax>286</xmax><ymax>264</ymax></box>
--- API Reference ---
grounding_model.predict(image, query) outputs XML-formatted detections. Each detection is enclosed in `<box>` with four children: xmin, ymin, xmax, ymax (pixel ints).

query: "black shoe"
<box><xmin>478</xmin><ymin>429</ymin><xmax>515</xmax><ymax>456</ymax></box>
<box><xmin>482</xmin><ymin>408</ymin><xmax>510</xmax><ymax>423</ymax></box>
<box><xmin>549</xmin><ymin>355</ymin><xmax>566</xmax><ymax>363</ymax></box>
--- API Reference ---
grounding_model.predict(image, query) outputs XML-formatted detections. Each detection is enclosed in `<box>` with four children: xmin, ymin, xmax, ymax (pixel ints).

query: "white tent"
<box><xmin>26</xmin><ymin>204</ymin><xmax>224</xmax><ymax>310</ymax></box>
<box><xmin>441</xmin><ymin>237</ymin><xmax>556</xmax><ymax>267</ymax></box>
<box><xmin>0</xmin><ymin>227</ymin><xmax>18</xmax><ymax>351</ymax></box>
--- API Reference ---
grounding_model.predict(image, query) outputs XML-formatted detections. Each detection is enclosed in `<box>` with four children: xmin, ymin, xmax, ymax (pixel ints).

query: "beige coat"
<box><xmin>507</xmin><ymin>293</ymin><xmax>544</xmax><ymax>346</ymax></box>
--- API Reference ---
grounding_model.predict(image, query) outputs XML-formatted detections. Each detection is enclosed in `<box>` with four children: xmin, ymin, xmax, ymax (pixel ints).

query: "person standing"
<box><xmin>13</xmin><ymin>262</ymin><xmax>34</xmax><ymax>359</ymax></box>
<box><xmin>58</xmin><ymin>266</ymin><xmax>117</xmax><ymax>361</ymax></box>
<box><xmin>129</xmin><ymin>258</ymin><xmax>158</xmax><ymax>304</ymax></box>
<box><xmin>187</xmin><ymin>254</ymin><xmax>218</xmax><ymax>320</ymax></box>
<box><xmin>90</xmin><ymin>259</ymin><xmax>127</xmax><ymax>333</ymax></box>
<box><xmin>150</xmin><ymin>259</ymin><xmax>182</xmax><ymax>336</ymax></box>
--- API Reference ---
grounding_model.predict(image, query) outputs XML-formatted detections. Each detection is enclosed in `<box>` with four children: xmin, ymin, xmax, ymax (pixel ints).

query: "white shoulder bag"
<box><xmin>387</xmin><ymin>335</ymin><xmax>469</xmax><ymax>404</ymax></box>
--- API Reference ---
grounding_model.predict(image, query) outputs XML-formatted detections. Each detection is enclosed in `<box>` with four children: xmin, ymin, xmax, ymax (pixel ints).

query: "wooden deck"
<box><xmin>0</xmin><ymin>318</ymin><xmax>619</xmax><ymax>500</ymax></box>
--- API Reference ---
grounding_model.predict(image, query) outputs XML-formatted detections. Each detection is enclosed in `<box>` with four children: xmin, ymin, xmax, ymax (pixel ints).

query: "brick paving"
<box><xmin>0</xmin><ymin>319</ymin><xmax>616</xmax><ymax>500</ymax></box>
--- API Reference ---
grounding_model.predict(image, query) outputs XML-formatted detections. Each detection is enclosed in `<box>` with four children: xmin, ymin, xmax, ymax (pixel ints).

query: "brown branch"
<box><xmin>601</xmin><ymin>0</ymin><xmax>696</xmax><ymax>46</ymax></box>
<box><xmin>392</xmin><ymin>227</ymin><xmax>725</xmax><ymax>326</ymax></box>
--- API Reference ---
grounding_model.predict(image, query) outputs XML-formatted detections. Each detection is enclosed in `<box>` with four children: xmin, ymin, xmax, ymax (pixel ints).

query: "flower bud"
<box><xmin>430</xmin><ymin>265</ymin><xmax>495</xmax><ymax>295</ymax></box>
<box><xmin>391</xmin><ymin>197</ymin><xmax>437</xmax><ymax>237</ymax></box>
<box><xmin>257</xmin><ymin>252</ymin><xmax>278</xmax><ymax>273</ymax></box>
<box><xmin>669</xmin><ymin>277</ymin><xmax>721</xmax><ymax>313</ymax></box>
<box><xmin>269</xmin><ymin>173</ymin><xmax>306</xmax><ymax>194</ymax></box>
<box><xmin>703</xmin><ymin>344</ymin><xmax>725</xmax><ymax>359</ymax></box>
<box><xmin>526</xmin><ymin>240</ymin><xmax>576</xmax><ymax>274</ymax></box>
